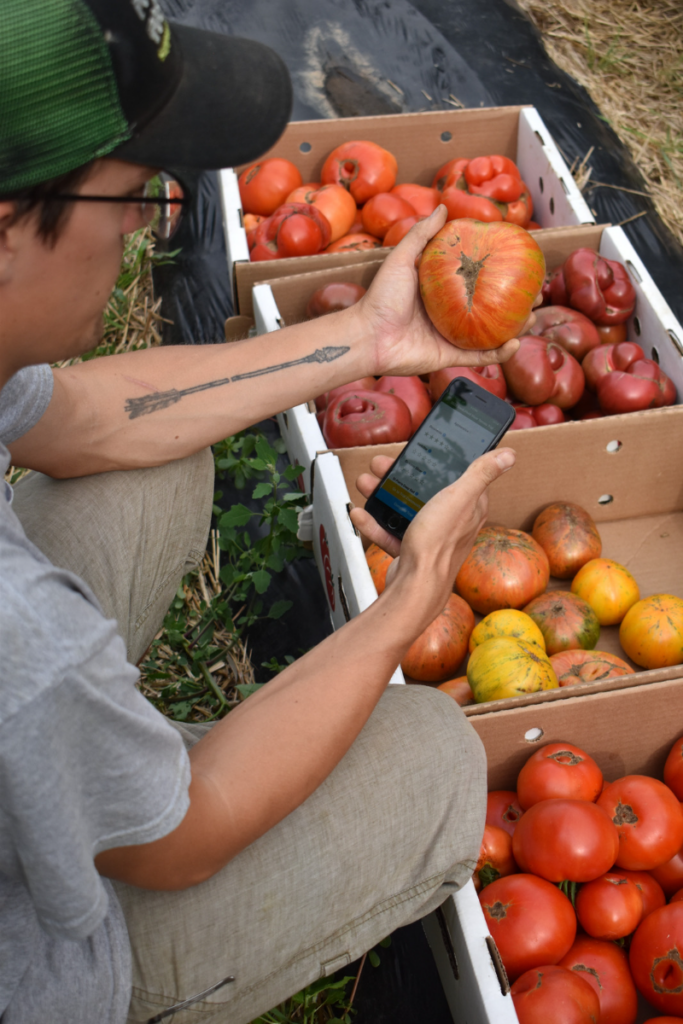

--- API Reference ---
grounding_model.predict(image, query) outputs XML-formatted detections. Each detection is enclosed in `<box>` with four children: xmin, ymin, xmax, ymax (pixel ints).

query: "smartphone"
<box><xmin>364</xmin><ymin>377</ymin><xmax>516</xmax><ymax>539</ymax></box>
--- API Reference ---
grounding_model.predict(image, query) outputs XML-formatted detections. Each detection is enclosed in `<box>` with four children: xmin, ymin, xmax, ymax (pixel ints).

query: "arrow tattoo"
<box><xmin>124</xmin><ymin>345</ymin><xmax>350</xmax><ymax>420</ymax></box>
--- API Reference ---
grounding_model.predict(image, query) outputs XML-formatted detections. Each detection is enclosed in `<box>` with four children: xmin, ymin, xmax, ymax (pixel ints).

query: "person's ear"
<box><xmin>0</xmin><ymin>202</ymin><xmax>18</xmax><ymax>283</ymax></box>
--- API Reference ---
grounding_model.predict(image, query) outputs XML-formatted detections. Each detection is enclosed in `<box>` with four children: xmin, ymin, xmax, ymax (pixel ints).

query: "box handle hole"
<box><xmin>668</xmin><ymin>329</ymin><xmax>683</xmax><ymax>358</ymax></box>
<box><xmin>598</xmin><ymin>494</ymin><xmax>614</xmax><ymax>505</ymax></box>
<box><xmin>549</xmin><ymin>197</ymin><xmax>555</xmax><ymax>215</ymax></box>
<box><xmin>538</xmin><ymin>176</ymin><xmax>544</xmax><ymax>194</ymax></box>
<box><xmin>299</xmin><ymin>141</ymin><xmax>312</xmax><ymax>153</ymax></box>
<box><xmin>560</xmin><ymin>177</ymin><xmax>569</xmax><ymax>194</ymax></box>
<box><xmin>651</xmin><ymin>346</ymin><xmax>660</xmax><ymax>364</ymax></box>
<box><xmin>525</xmin><ymin>727</ymin><xmax>544</xmax><ymax>742</ymax></box>
<box><xmin>441</xmin><ymin>130</ymin><xmax>452</xmax><ymax>142</ymax></box>
<box><xmin>633</xmin><ymin>316</ymin><xmax>642</xmax><ymax>336</ymax></box>
<box><xmin>606</xmin><ymin>440</ymin><xmax>622</xmax><ymax>453</ymax></box>
<box><xmin>282</xmin><ymin>411</ymin><xmax>289</xmax><ymax>430</ymax></box>
<box><xmin>626</xmin><ymin>259</ymin><xmax>643</xmax><ymax>284</ymax></box>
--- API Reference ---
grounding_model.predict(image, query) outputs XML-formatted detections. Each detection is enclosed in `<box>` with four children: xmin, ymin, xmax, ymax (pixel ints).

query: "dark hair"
<box><xmin>0</xmin><ymin>162</ymin><xmax>95</xmax><ymax>246</ymax></box>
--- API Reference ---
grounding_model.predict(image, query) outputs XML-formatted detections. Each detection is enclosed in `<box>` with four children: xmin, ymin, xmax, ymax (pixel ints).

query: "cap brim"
<box><xmin>114</xmin><ymin>24</ymin><xmax>292</xmax><ymax>171</ymax></box>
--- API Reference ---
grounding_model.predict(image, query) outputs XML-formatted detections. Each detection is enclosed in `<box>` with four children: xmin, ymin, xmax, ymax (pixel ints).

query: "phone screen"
<box><xmin>372</xmin><ymin>380</ymin><xmax>513</xmax><ymax>525</ymax></box>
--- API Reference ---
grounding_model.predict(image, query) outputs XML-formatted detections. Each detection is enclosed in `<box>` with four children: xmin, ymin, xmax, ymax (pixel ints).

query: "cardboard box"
<box><xmin>220</xmin><ymin>105</ymin><xmax>595</xmax><ymax>315</ymax></box>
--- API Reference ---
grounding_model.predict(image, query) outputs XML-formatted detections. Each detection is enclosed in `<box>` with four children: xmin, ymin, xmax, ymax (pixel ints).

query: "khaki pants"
<box><xmin>13</xmin><ymin>452</ymin><xmax>486</xmax><ymax>1024</ymax></box>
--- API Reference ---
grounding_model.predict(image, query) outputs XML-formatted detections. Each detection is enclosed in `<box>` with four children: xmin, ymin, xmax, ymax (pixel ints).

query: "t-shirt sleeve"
<box><xmin>0</xmin><ymin>364</ymin><xmax>54</xmax><ymax>444</ymax></box>
<box><xmin>0</xmin><ymin>633</ymin><xmax>191</xmax><ymax>942</ymax></box>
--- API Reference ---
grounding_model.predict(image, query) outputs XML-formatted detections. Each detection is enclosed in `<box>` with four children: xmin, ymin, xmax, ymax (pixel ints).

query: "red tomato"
<box><xmin>650</xmin><ymin>848</ymin><xmax>683</xmax><ymax>897</ymax></box>
<box><xmin>630</xmin><ymin>903</ymin><xmax>683</xmax><ymax>1015</ymax></box>
<box><xmin>321</xmin><ymin>377</ymin><xmax>377</xmax><ymax>409</ymax></box>
<box><xmin>473</xmin><ymin>823</ymin><xmax>517</xmax><ymax>891</ymax></box>
<box><xmin>642</xmin><ymin>1019</ymin><xmax>683</xmax><ymax>1024</ymax></box>
<box><xmin>530</xmin><ymin>305</ymin><xmax>601</xmax><ymax>362</ymax></box>
<box><xmin>432</xmin><ymin>157</ymin><xmax>469</xmax><ymax>191</ymax></box>
<box><xmin>321</xmin><ymin>141</ymin><xmax>398</xmax><ymax>204</ymax></box>
<box><xmin>597</xmin><ymin>324</ymin><xmax>628</xmax><ymax>345</ymax></box>
<box><xmin>391</xmin><ymin>183</ymin><xmax>441</xmax><ymax>216</ymax></box>
<box><xmin>616</xmin><ymin>869</ymin><xmax>666</xmax><ymax>919</ymax></box>
<box><xmin>455</xmin><ymin>526</ymin><xmax>549</xmax><ymax>615</ymax></box>
<box><xmin>285</xmin><ymin>182</ymin><xmax>356</xmax><ymax>243</ymax></box>
<box><xmin>511</xmin><ymin>965</ymin><xmax>600</xmax><ymax>1024</ymax></box>
<box><xmin>238</xmin><ymin>158</ymin><xmax>303</xmax><ymax>216</ymax></box>
<box><xmin>671</xmin><ymin>888</ymin><xmax>683</xmax><ymax>904</ymax></box>
<box><xmin>436</xmin><ymin>676</ymin><xmax>474</xmax><ymax>706</ymax></box>
<box><xmin>374</xmin><ymin>375</ymin><xmax>432</xmax><ymax>431</ymax></box>
<box><xmin>664</xmin><ymin>736</ymin><xmax>683</xmax><ymax>800</ymax></box>
<box><xmin>322</xmin><ymin>390</ymin><xmax>412</xmax><ymax>448</ymax></box>
<box><xmin>361</xmin><ymin>192</ymin><xmax>416</xmax><ymax>239</ymax></box>
<box><xmin>597</xmin><ymin>776</ymin><xmax>683</xmax><ymax>870</ymax></box>
<box><xmin>402</xmin><ymin>593</ymin><xmax>474</xmax><ymax>682</ymax></box>
<box><xmin>516</xmin><ymin>742</ymin><xmax>603</xmax><ymax>809</ymax></box>
<box><xmin>576</xmin><ymin>871</ymin><xmax>643</xmax><ymax>940</ymax></box>
<box><xmin>479</xmin><ymin>874</ymin><xmax>576</xmax><ymax>982</ymax></box>
<box><xmin>486</xmin><ymin>790</ymin><xmax>524</xmax><ymax>836</ymax></box>
<box><xmin>428</xmin><ymin>365</ymin><xmax>507</xmax><ymax>402</ymax></box>
<box><xmin>325</xmin><ymin>232</ymin><xmax>382</xmax><ymax>254</ymax></box>
<box><xmin>419</xmin><ymin>220</ymin><xmax>546</xmax><ymax>350</ymax></box>
<box><xmin>278</xmin><ymin>214</ymin><xmax>326</xmax><ymax>257</ymax></box>
<box><xmin>512</xmin><ymin>798</ymin><xmax>619</xmax><ymax>882</ymax></box>
<box><xmin>253</xmin><ymin>203</ymin><xmax>331</xmax><ymax>259</ymax></box>
<box><xmin>559</xmin><ymin>935</ymin><xmax>638</xmax><ymax>1024</ymax></box>
<box><xmin>441</xmin><ymin>186</ymin><xmax>504</xmax><ymax>223</ymax></box>
<box><xmin>306</xmin><ymin>283</ymin><xmax>366</xmax><ymax>319</ymax></box>
<box><xmin>383</xmin><ymin>215</ymin><xmax>421</xmax><ymax>247</ymax></box>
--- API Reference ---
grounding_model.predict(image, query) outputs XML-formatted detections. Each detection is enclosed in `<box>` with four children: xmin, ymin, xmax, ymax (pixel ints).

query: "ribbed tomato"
<box><xmin>391</xmin><ymin>183</ymin><xmax>441</xmax><ymax>216</ymax></box>
<box><xmin>321</xmin><ymin>140</ymin><xmax>397</xmax><ymax>204</ymax></box>
<box><xmin>320</xmin><ymin>377</ymin><xmax>377</xmax><ymax>409</ymax></box>
<box><xmin>597</xmin><ymin>776</ymin><xmax>683</xmax><ymax>870</ymax></box>
<box><xmin>362</xmin><ymin>192</ymin><xmax>416</xmax><ymax>239</ymax></box>
<box><xmin>374</xmin><ymin>375</ymin><xmax>432</xmax><ymax>431</ymax></box>
<box><xmin>512</xmin><ymin>798</ymin><xmax>619</xmax><ymax>882</ymax></box>
<box><xmin>428</xmin><ymin>365</ymin><xmax>507</xmax><ymax>402</ymax></box>
<box><xmin>619</xmin><ymin>595</ymin><xmax>683</xmax><ymax>669</ymax></box>
<box><xmin>511</xmin><ymin>965</ymin><xmax>600</xmax><ymax>1024</ymax></box>
<box><xmin>419</xmin><ymin>220</ymin><xmax>545</xmax><ymax>350</ymax></box>
<box><xmin>238</xmin><ymin>157</ymin><xmax>302</xmax><ymax>215</ymax></box>
<box><xmin>455</xmin><ymin>526</ymin><xmax>550</xmax><ymax>614</ymax></box>
<box><xmin>516</xmin><ymin>742</ymin><xmax>603</xmax><ymax>809</ymax></box>
<box><xmin>401</xmin><ymin>593</ymin><xmax>474</xmax><ymax>682</ymax></box>
<box><xmin>479</xmin><ymin>874</ymin><xmax>577</xmax><ymax>982</ymax></box>
<box><xmin>322</xmin><ymin>390</ymin><xmax>412</xmax><ymax>448</ymax></box>
<box><xmin>473</xmin><ymin>824</ymin><xmax>517</xmax><ymax>891</ymax></box>
<box><xmin>325</xmin><ymin>232</ymin><xmax>382</xmax><ymax>254</ymax></box>
<box><xmin>630</xmin><ymin>903</ymin><xmax>683</xmax><ymax>1016</ymax></box>
<box><xmin>532</xmin><ymin>502</ymin><xmax>602</xmax><ymax>580</ymax></box>
<box><xmin>549</xmin><ymin>650</ymin><xmax>633</xmax><ymax>686</ymax></box>
<box><xmin>664</xmin><ymin>736</ymin><xmax>683</xmax><ymax>801</ymax></box>
<box><xmin>522</xmin><ymin>591</ymin><xmax>600</xmax><ymax>655</ymax></box>
<box><xmin>365</xmin><ymin>543</ymin><xmax>393</xmax><ymax>595</ymax></box>
<box><xmin>285</xmin><ymin>182</ymin><xmax>356</xmax><ymax>242</ymax></box>
<box><xmin>486</xmin><ymin>790</ymin><xmax>524</xmax><ymax>836</ymax></box>
<box><xmin>575</xmin><ymin>871</ymin><xmax>643</xmax><ymax>940</ymax></box>
<box><xmin>559</xmin><ymin>936</ymin><xmax>638</xmax><ymax>1024</ymax></box>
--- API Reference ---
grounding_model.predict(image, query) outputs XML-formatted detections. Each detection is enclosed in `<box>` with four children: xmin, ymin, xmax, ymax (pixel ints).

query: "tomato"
<box><xmin>522</xmin><ymin>591</ymin><xmax>600</xmax><ymax>656</ymax></box>
<box><xmin>473</xmin><ymin>173</ymin><xmax>524</xmax><ymax>205</ymax></box>
<box><xmin>325</xmin><ymin>232</ymin><xmax>382</xmax><ymax>254</ymax></box>
<box><xmin>420</xmin><ymin>220</ymin><xmax>546</xmax><ymax>351</ymax></box>
<box><xmin>321</xmin><ymin>141</ymin><xmax>398</xmax><ymax>204</ymax></box>
<box><xmin>550</xmin><ymin>650</ymin><xmax>634</xmax><ymax>687</ymax></box>
<box><xmin>402</xmin><ymin>593</ymin><xmax>474</xmax><ymax>682</ymax></box>
<box><xmin>616</xmin><ymin>869</ymin><xmax>666</xmax><ymax>919</ymax></box>
<box><xmin>576</xmin><ymin>871</ymin><xmax>643</xmax><ymax>940</ymax></box>
<box><xmin>306</xmin><ymin>282</ymin><xmax>366</xmax><ymax>319</ymax></box>
<box><xmin>597</xmin><ymin>324</ymin><xmax>628</xmax><ymax>345</ymax></box>
<box><xmin>467</xmin><ymin>637</ymin><xmax>558</xmax><ymax>703</ymax></box>
<box><xmin>473</xmin><ymin>824</ymin><xmax>517</xmax><ymax>891</ymax></box>
<box><xmin>365</xmin><ymin>543</ymin><xmax>393</xmax><ymax>595</ymax></box>
<box><xmin>383</xmin><ymin>215</ymin><xmax>421</xmax><ymax>247</ymax></box>
<box><xmin>620</xmin><ymin>595</ymin><xmax>683</xmax><ymax>670</ymax></box>
<box><xmin>511</xmin><ymin>965</ymin><xmax>601</xmax><ymax>1024</ymax></box>
<box><xmin>432</xmin><ymin>157</ymin><xmax>469</xmax><ymax>191</ymax></box>
<box><xmin>479</xmin><ymin>874</ymin><xmax>577</xmax><ymax>982</ymax></box>
<box><xmin>455</xmin><ymin>526</ymin><xmax>550</xmax><ymax>615</ymax></box>
<box><xmin>374</xmin><ymin>376</ymin><xmax>432</xmax><ymax>431</ymax></box>
<box><xmin>503</xmin><ymin>337</ymin><xmax>586</xmax><ymax>409</ymax></box>
<box><xmin>530</xmin><ymin>306</ymin><xmax>601</xmax><ymax>362</ymax></box>
<box><xmin>571</xmin><ymin>558</ymin><xmax>640</xmax><ymax>627</ymax></box>
<box><xmin>428</xmin><ymin>365</ymin><xmax>507</xmax><ymax>402</ymax></box>
<box><xmin>642</xmin><ymin>1019</ymin><xmax>683</xmax><ymax>1024</ymax></box>
<box><xmin>598</xmin><ymin>359</ymin><xmax>676</xmax><ymax>414</ymax></box>
<box><xmin>505</xmin><ymin>186</ymin><xmax>533</xmax><ymax>228</ymax></box>
<box><xmin>630</xmin><ymin>903</ymin><xmax>683</xmax><ymax>1015</ymax></box>
<box><xmin>512</xmin><ymin>798</ymin><xmax>619</xmax><ymax>882</ymax></box>
<box><xmin>469</xmin><ymin>609</ymin><xmax>545</xmax><ymax>653</ymax></box>
<box><xmin>671</xmin><ymin>888</ymin><xmax>683</xmax><ymax>904</ymax></box>
<box><xmin>516</xmin><ymin>742</ymin><xmax>603</xmax><ymax>809</ymax></box>
<box><xmin>243</xmin><ymin>212</ymin><xmax>264</xmax><ymax>234</ymax></box>
<box><xmin>360</xmin><ymin>192</ymin><xmax>415</xmax><ymax>240</ymax></box>
<box><xmin>582</xmin><ymin>341</ymin><xmax>644</xmax><ymax>392</ymax></box>
<box><xmin>532</xmin><ymin>502</ymin><xmax>602</xmax><ymax>580</ymax></box>
<box><xmin>285</xmin><ymin>182</ymin><xmax>357</xmax><ymax>243</ymax></box>
<box><xmin>436</xmin><ymin>676</ymin><xmax>474</xmax><ymax>705</ymax></box>
<box><xmin>321</xmin><ymin>377</ymin><xmax>377</xmax><ymax>409</ymax></box>
<box><xmin>391</xmin><ymin>183</ymin><xmax>441</xmax><ymax>217</ymax></box>
<box><xmin>664</xmin><ymin>737</ymin><xmax>683</xmax><ymax>801</ymax></box>
<box><xmin>597</xmin><ymin>776</ymin><xmax>683</xmax><ymax>871</ymax></box>
<box><xmin>238</xmin><ymin>157</ymin><xmax>303</xmax><ymax>216</ymax></box>
<box><xmin>487</xmin><ymin>790</ymin><xmax>524</xmax><ymax>836</ymax></box>
<box><xmin>559</xmin><ymin>935</ymin><xmax>638</xmax><ymax>1024</ymax></box>
<box><xmin>322</xmin><ymin>390</ymin><xmax>411</xmax><ymax>449</ymax></box>
<box><xmin>253</xmin><ymin>202</ymin><xmax>331</xmax><ymax>259</ymax></box>
<box><xmin>441</xmin><ymin>186</ymin><xmax>504</xmax><ymax>223</ymax></box>
<box><xmin>650</xmin><ymin>849</ymin><xmax>683</xmax><ymax>897</ymax></box>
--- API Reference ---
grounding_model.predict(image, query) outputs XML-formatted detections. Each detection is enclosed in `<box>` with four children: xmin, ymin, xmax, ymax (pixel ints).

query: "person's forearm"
<box><xmin>8</xmin><ymin>306</ymin><xmax>372</xmax><ymax>477</ymax></box>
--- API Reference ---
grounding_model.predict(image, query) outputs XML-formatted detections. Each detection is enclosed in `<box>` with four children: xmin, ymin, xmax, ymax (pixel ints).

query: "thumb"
<box><xmin>392</xmin><ymin>203</ymin><xmax>447</xmax><ymax>262</ymax></box>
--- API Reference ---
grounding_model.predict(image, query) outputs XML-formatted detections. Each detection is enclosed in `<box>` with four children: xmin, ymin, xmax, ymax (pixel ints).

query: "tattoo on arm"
<box><xmin>124</xmin><ymin>346</ymin><xmax>350</xmax><ymax>420</ymax></box>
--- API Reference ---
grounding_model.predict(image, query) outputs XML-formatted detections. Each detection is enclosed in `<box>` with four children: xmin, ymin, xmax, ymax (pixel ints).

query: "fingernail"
<box><xmin>495</xmin><ymin>449</ymin><xmax>516</xmax><ymax>470</ymax></box>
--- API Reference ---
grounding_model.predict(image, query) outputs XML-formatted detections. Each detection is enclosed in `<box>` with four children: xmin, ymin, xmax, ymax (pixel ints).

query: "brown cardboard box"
<box><xmin>230</xmin><ymin>105</ymin><xmax>594</xmax><ymax>315</ymax></box>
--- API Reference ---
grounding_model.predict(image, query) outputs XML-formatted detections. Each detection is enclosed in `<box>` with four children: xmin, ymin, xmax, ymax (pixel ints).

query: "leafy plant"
<box><xmin>252</xmin><ymin>975</ymin><xmax>357</xmax><ymax>1024</ymax></box>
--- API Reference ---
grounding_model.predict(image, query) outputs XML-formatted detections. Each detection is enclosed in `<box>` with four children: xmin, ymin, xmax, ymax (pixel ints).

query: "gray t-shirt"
<box><xmin>0</xmin><ymin>365</ymin><xmax>193</xmax><ymax>1023</ymax></box>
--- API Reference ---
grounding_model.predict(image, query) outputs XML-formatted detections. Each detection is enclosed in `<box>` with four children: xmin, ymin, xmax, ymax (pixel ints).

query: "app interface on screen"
<box><xmin>375</xmin><ymin>389</ymin><xmax>503</xmax><ymax>522</ymax></box>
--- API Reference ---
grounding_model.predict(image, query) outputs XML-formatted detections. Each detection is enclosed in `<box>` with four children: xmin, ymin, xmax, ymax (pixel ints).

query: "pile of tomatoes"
<box><xmin>366</xmin><ymin>500</ymin><xmax>683</xmax><ymax>695</ymax></box>
<box><xmin>238</xmin><ymin>142</ymin><xmax>537</xmax><ymax>262</ymax></box>
<box><xmin>478</xmin><ymin>737</ymin><xmax>683</xmax><ymax>1023</ymax></box>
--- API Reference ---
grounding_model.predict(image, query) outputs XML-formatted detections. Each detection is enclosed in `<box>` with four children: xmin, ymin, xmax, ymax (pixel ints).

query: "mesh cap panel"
<box><xmin>0</xmin><ymin>0</ymin><xmax>130</xmax><ymax>193</ymax></box>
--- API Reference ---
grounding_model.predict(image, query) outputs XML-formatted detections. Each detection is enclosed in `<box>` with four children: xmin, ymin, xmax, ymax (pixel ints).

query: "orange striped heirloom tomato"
<box><xmin>522</xmin><ymin>591</ymin><xmax>600</xmax><ymax>655</ymax></box>
<box><xmin>401</xmin><ymin>593</ymin><xmax>474</xmax><ymax>683</ymax></box>
<box><xmin>571</xmin><ymin>558</ymin><xmax>640</xmax><ymax>626</ymax></box>
<box><xmin>436</xmin><ymin>676</ymin><xmax>474</xmax><ymax>705</ymax></box>
<box><xmin>619</xmin><ymin>594</ymin><xmax>683</xmax><ymax>669</ymax></box>
<box><xmin>325</xmin><ymin>232</ymin><xmax>382</xmax><ymax>254</ymax></box>
<box><xmin>418</xmin><ymin>220</ymin><xmax>546</xmax><ymax>350</ymax></box>
<box><xmin>549</xmin><ymin>650</ymin><xmax>633</xmax><ymax>686</ymax></box>
<box><xmin>455</xmin><ymin>526</ymin><xmax>550</xmax><ymax>614</ymax></box>
<box><xmin>365</xmin><ymin>543</ymin><xmax>393</xmax><ymax>596</ymax></box>
<box><xmin>532</xmin><ymin>502</ymin><xmax>602</xmax><ymax>580</ymax></box>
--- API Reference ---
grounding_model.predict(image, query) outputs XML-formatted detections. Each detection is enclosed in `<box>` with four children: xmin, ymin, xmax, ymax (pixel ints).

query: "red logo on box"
<box><xmin>319</xmin><ymin>524</ymin><xmax>335</xmax><ymax>611</ymax></box>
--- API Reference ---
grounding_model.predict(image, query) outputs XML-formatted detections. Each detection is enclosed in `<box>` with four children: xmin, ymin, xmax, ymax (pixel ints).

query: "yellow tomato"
<box><xmin>620</xmin><ymin>594</ymin><xmax>683</xmax><ymax>669</ymax></box>
<box><xmin>469</xmin><ymin>608</ymin><xmax>546</xmax><ymax>654</ymax></box>
<box><xmin>467</xmin><ymin>637</ymin><xmax>558</xmax><ymax>703</ymax></box>
<box><xmin>571</xmin><ymin>558</ymin><xmax>640</xmax><ymax>626</ymax></box>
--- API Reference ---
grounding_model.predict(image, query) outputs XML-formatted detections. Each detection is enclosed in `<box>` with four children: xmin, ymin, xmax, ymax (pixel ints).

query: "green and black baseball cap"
<box><xmin>0</xmin><ymin>0</ymin><xmax>293</xmax><ymax>194</ymax></box>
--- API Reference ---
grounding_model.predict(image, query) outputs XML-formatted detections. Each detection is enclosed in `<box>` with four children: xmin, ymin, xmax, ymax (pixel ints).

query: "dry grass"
<box><xmin>516</xmin><ymin>0</ymin><xmax>683</xmax><ymax>245</ymax></box>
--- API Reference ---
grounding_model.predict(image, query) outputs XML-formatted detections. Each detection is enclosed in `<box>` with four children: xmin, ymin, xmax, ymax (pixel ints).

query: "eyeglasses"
<box><xmin>52</xmin><ymin>173</ymin><xmax>189</xmax><ymax>240</ymax></box>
